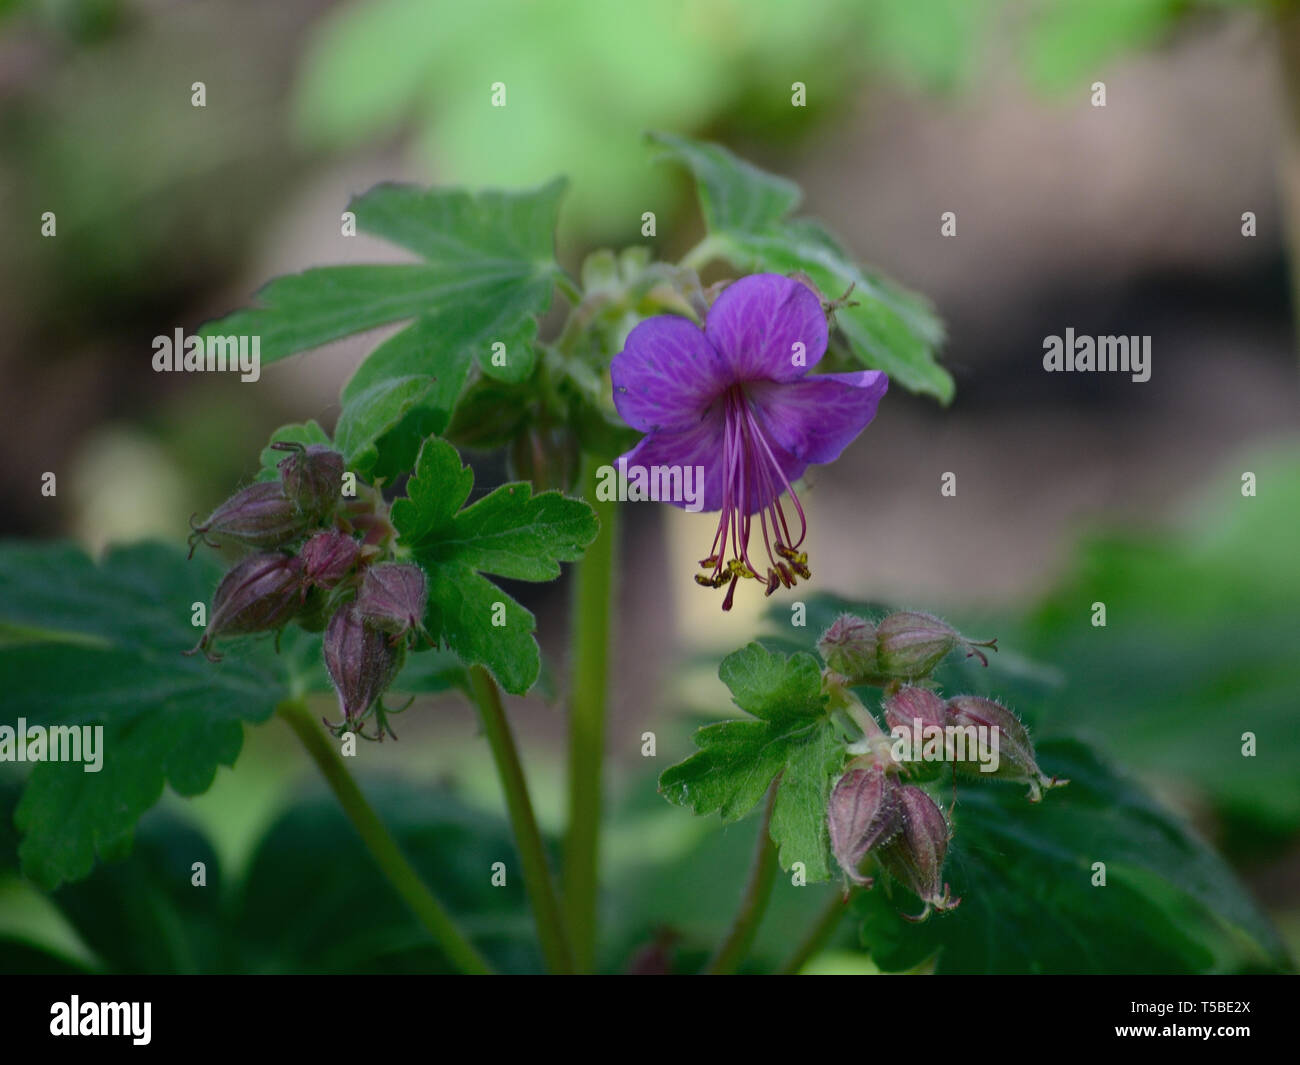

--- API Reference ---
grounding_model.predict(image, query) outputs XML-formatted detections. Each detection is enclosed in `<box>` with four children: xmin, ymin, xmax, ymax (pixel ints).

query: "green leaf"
<box><xmin>0</xmin><ymin>542</ymin><xmax>320</xmax><ymax>890</ymax></box>
<box><xmin>390</xmin><ymin>438</ymin><xmax>599</xmax><ymax>694</ymax></box>
<box><xmin>199</xmin><ymin>179</ymin><xmax>566</xmax><ymax>369</ymax></box>
<box><xmin>659</xmin><ymin>643</ymin><xmax>843</xmax><ymax>881</ymax></box>
<box><xmin>1017</xmin><ymin>448</ymin><xmax>1300</xmax><ymax>842</ymax></box>
<box><xmin>334</xmin><ymin>375</ymin><xmax>436</xmax><ymax>475</ymax></box>
<box><xmin>236</xmin><ymin>781</ymin><xmax>546</xmax><ymax>973</ymax></box>
<box><xmin>854</xmin><ymin>739</ymin><xmax>1291</xmax><ymax>974</ymax></box>
<box><xmin>650</xmin><ymin>132</ymin><xmax>952</xmax><ymax>403</ymax></box>
<box><xmin>650</xmin><ymin>133</ymin><xmax>801</xmax><ymax>234</ymax></box>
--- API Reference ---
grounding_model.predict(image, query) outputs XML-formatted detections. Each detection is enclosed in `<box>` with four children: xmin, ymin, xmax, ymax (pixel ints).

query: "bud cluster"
<box><xmin>818</xmin><ymin>610</ymin><xmax>998</xmax><ymax>686</ymax></box>
<box><xmin>820</xmin><ymin>611</ymin><xmax>1065</xmax><ymax>919</ymax></box>
<box><xmin>184</xmin><ymin>442</ymin><xmax>428</xmax><ymax>741</ymax></box>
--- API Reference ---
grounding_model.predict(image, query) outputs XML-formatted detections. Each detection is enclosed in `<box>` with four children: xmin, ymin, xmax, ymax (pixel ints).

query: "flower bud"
<box><xmin>946</xmin><ymin>695</ymin><xmax>1066</xmax><ymax>802</ymax></box>
<box><xmin>882</xmin><ymin>686</ymin><xmax>951</xmax><ymax>779</ymax></box>
<box><xmin>323</xmin><ymin>607</ymin><xmax>404</xmax><ymax>733</ymax></box>
<box><xmin>828</xmin><ymin>767</ymin><xmax>902</xmax><ymax>887</ymax></box>
<box><xmin>274</xmin><ymin>442</ymin><xmax>345</xmax><ymax>523</ymax></box>
<box><xmin>818</xmin><ymin>614</ymin><xmax>879</xmax><ymax>680</ymax></box>
<box><xmin>879</xmin><ymin>785</ymin><xmax>959</xmax><ymax>920</ymax></box>
<box><xmin>883</xmin><ymin>685</ymin><xmax>948</xmax><ymax>734</ymax></box>
<box><xmin>185</xmin><ymin>552</ymin><xmax>304</xmax><ymax>660</ymax></box>
<box><xmin>299</xmin><ymin>530</ymin><xmax>361</xmax><ymax>591</ymax></box>
<box><xmin>355</xmin><ymin>562</ymin><xmax>427</xmax><ymax>641</ymax></box>
<box><xmin>188</xmin><ymin>481</ymin><xmax>312</xmax><ymax>557</ymax></box>
<box><xmin>875</xmin><ymin>611</ymin><xmax>997</xmax><ymax>681</ymax></box>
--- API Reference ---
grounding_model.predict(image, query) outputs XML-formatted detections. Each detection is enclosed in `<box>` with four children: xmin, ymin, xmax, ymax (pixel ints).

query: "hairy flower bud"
<box><xmin>828</xmin><ymin>767</ymin><xmax>902</xmax><ymax>887</ymax></box>
<box><xmin>274</xmin><ymin>442</ymin><xmax>345</xmax><ymax>523</ymax></box>
<box><xmin>875</xmin><ymin>611</ymin><xmax>997</xmax><ymax>681</ymax></box>
<box><xmin>882</xmin><ymin>686</ymin><xmax>952</xmax><ymax>779</ymax></box>
<box><xmin>185</xmin><ymin>552</ymin><xmax>304</xmax><ymax>660</ymax></box>
<box><xmin>879</xmin><ymin>785</ymin><xmax>959</xmax><ymax>920</ymax></box>
<box><xmin>188</xmin><ymin>481</ymin><xmax>312</xmax><ymax>557</ymax></box>
<box><xmin>946</xmin><ymin>695</ymin><xmax>1066</xmax><ymax>802</ymax></box>
<box><xmin>323</xmin><ymin>607</ymin><xmax>404</xmax><ymax>735</ymax></box>
<box><xmin>883</xmin><ymin>685</ymin><xmax>948</xmax><ymax>734</ymax></box>
<box><xmin>355</xmin><ymin>562</ymin><xmax>427</xmax><ymax>642</ymax></box>
<box><xmin>818</xmin><ymin>614</ymin><xmax>879</xmax><ymax>680</ymax></box>
<box><xmin>299</xmin><ymin>530</ymin><xmax>361</xmax><ymax>591</ymax></box>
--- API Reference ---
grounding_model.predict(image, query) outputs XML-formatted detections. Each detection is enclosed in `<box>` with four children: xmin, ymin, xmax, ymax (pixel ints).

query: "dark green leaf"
<box><xmin>199</xmin><ymin>179</ymin><xmax>566</xmax><ymax>368</ymax></box>
<box><xmin>390</xmin><ymin>438</ymin><xmax>598</xmax><ymax>694</ymax></box>
<box><xmin>650</xmin><ymin>132</ymin><xmax>951</xmax><ymax>402</ymax></box>
<box><xmin>0</xmin><ymin>542</ymin><xmax>319</xmax><ymax>889</ymax></box>
<box><xmin>855</xmin><ymin>739</ymin><xmax>1290</xmax><ymax>974</ymax></box>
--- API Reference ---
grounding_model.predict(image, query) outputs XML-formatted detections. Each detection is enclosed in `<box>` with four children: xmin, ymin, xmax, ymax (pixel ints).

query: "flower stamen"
<box><xmin>692</xmin><ymin>384</ymin><xmax>815</xmax><ymax>611</ymax></box>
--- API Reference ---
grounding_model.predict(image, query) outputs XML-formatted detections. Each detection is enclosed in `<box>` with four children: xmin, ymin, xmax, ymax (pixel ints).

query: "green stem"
<box><xmin>678</xmin><ymin>234</ymin><xmax>726</xmax><ymax>274</ymax></box>
<box><xmin>277</xmin><ymin>698</ymin><xmax>492</xmax><ymax>975</ymax></box>
<box><xmin>779</xmin><ymin>890</ymin><xmax>851</xmax><ymax>975</ymax></box>
<box><xmin>705</xmin><ymin>781</ymin><xmax>780</xmax><ymax>975</ymax></box>
<box><xmin>555</xmin><ymin>272</ymin><xmax>582</xmax><ymax>305</ymax></box>
<box><xmin>466</xmin><ymin>665</ymin><xmax>575</xmax><ymax>974</ymax></box>
<box><xmin>564</xmin><ymin>454</ymin><xmax>618</xmax><ymax>972</ymax></box>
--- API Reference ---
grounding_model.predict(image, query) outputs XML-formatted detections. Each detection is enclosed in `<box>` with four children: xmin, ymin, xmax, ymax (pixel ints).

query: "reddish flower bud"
<box><xmin>323</xmin><ymin>607</ymin><xmax>404</xmax><ymax>735</ymax></box>
<box><xmin>274</xmin><ymin>442</ymin><xmax>345</xmax><ymax>523</ymax></box>
<box><xmin>818</xmin><ymin>613</ymin><xmax>879</xmax><ymax>681</ymax></box>
<box><xmin>299</xmin><ymin>530</ymin><xmax>361</xmax><ymax>591</ymax></box>
<box><xmin>355</xmin><ymin>562</ymin><xmax>427</xmax><ymax>641</ymax></box>
<box><xmin>828</xmin><ymin>767</ymin><xmax>902</xmax><ymax>887</ymax></box>
<box><xmin>882</xmin><ymin>686</ymin><xmax>952</xmax><ymax>778</ymax></box>
<box><xmin>883</xmin><ymin>685</ymin><xmax>948</xmax><ymax>734</ymax></box>
<box><xmin>185</xmin><ymin>552</ymin><xmax>304</xmax><ymax>660</ymax></box>
<box><xmin>188</xmin><ymin>481</ymin><xmax>312</xmax><ymax>557</ymax></box>
<box><xmin>946</xmin><ymin>695</ymin><xmax>1066</xmax><ymax>802</ymax></box>
<box><xmin>879</xmin><ymin>785</ymin><xmax>959</xmax><ymax>921</ymax></box>
<box><xmin>875</xmin><ymin>611</ymin><xmax>997</xmax><ymax>681</ymax></box>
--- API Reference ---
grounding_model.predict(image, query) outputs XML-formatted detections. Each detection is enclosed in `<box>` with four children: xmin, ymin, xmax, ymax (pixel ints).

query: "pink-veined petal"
<box><xmin>705</xmin><ymin>273</ymin><xmax>828</xmax><ymax>383</ymax></box>
<box><xmin>615</xmin><ymin>415</ymin><xmax>727</xmax><ymax>512</ymax></box>
<box><xmin>746</xmin><ymin>370</ymin><xmax>888</xmax><ymax>467</ymax></box>
<box><xmin>611</xmin><ymin>314</ymin><xmax>730</xmax><ymax>433</ymax></box>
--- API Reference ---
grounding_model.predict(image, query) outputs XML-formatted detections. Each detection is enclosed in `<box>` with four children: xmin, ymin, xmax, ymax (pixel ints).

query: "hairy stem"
<box><xmin>277</xmin><ymin>698</ymin><xmax>492</xmax><ymax>975</ymax></box>
<box><xmin>705</xmin><ymin>781</ymin><xmax>780</xmax><ymax>975</ymax></box>
<box><xmin>466</xmin><ymin>665</ymin><xmax>574</xmax><ymax>974</ymax></box>
<box><xmin>779</xmin><ymin>890</ymin><xmax>851</xmax><ymax>974</ymax></box>
<box><xmin>564</xmin><ymin>454</ymin><xmax>619</xmax><ymax>972</ymax></box>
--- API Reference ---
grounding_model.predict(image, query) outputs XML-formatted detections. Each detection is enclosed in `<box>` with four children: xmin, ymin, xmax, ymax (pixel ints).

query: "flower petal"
<box><xmin>616</xmin><ymin>417</ymin><xmax>726</xmax><ymax>512</ymax></box>
<box><xmin>705</xmin><ymin>273</ymin><xmax>828</xmax><ymax>383</ymax></box>
<box><xmin>747</xmin><ymin>370</ymin><xmax>888</xmax><ymax>466</ymax></box>
<box><xmin>611</xmin><ymin>314</ymin><xmax>730</xmax><ymax>433</ymax></box>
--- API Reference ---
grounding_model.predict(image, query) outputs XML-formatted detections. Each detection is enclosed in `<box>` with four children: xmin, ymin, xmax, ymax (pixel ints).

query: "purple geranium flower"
<box><xmin>611</xmin><ymin>273</ymin><xmax>887</xmax><ymax>610</ymax></box>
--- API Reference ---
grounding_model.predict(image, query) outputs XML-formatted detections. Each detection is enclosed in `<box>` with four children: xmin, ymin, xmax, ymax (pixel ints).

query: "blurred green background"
<box><xmin>0</xmin><ymin>0</ymin><xmax>1297</xmax><ymax>972</ymax></box>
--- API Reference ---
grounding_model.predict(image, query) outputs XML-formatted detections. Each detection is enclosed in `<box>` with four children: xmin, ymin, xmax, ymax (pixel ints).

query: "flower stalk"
<box><xmin>563</xmin><ymin>453</ymin><xmax>618</xmax><ymax>972</ymax></box>
<box><xmin>705</xmin><ymin>780</ymin><xmax>780</xmax><ymax>975</ymax></box>
<box><xmin>277</xmin><ymin>697</ymin><xmax>492</xmax><ymax>975</ymax></box>
<box><xmin>466</xmin><ymin>665</ymin><xmax>575</xmax><ymax>974</ymax></box>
